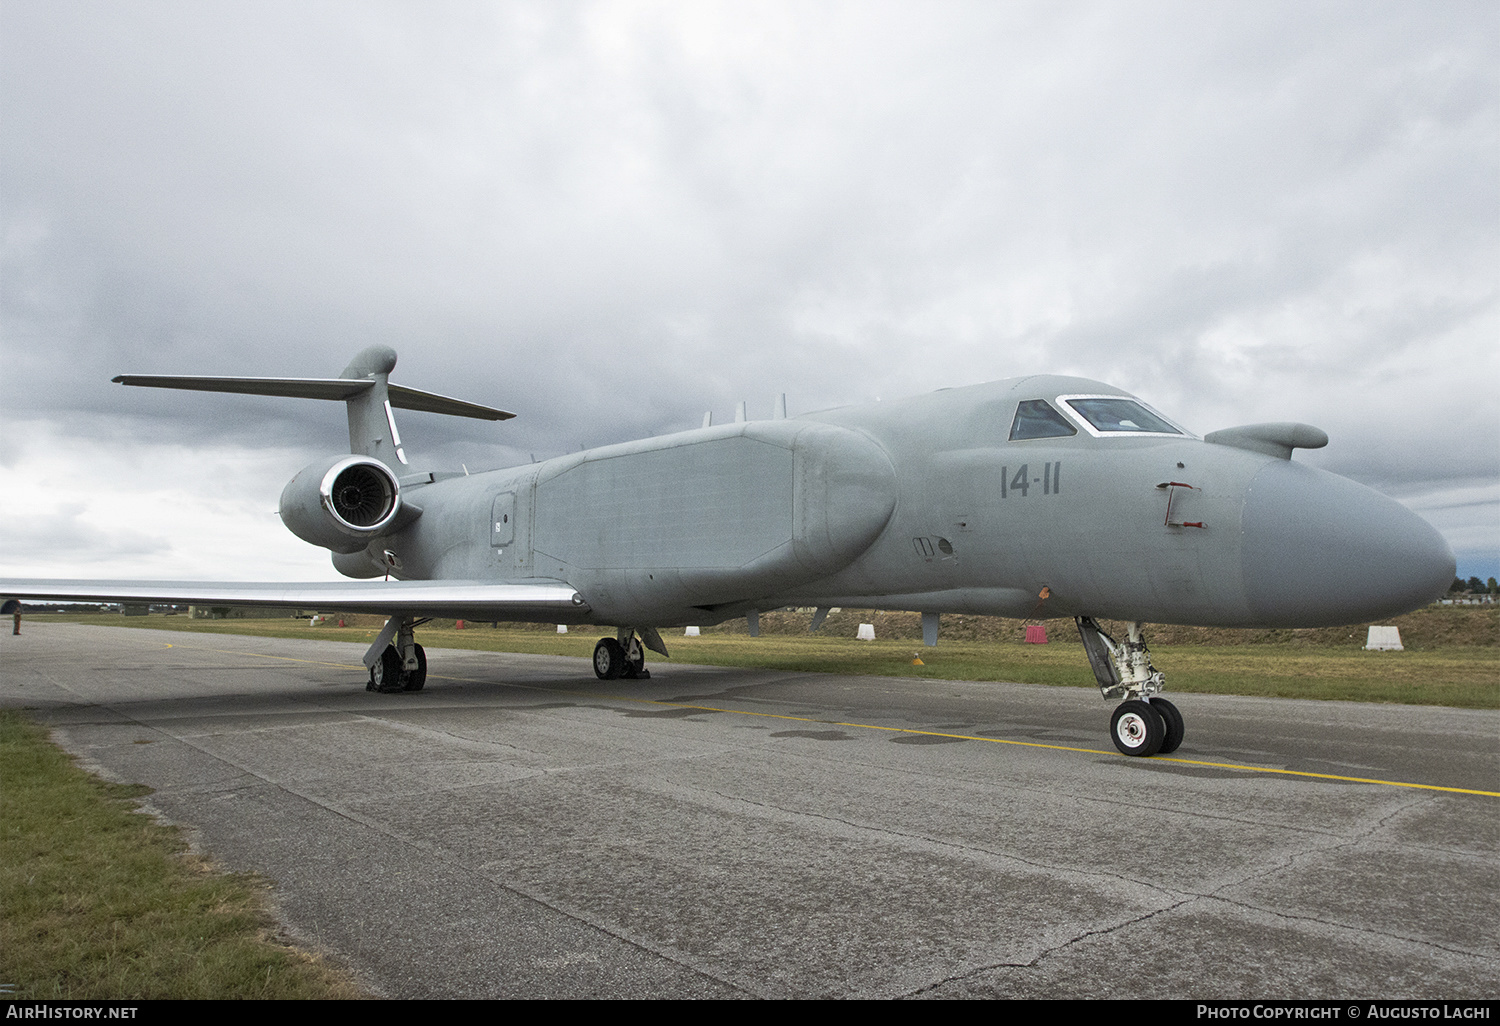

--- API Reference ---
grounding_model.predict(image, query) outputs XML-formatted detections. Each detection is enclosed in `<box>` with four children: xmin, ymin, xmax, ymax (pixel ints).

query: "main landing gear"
<box><xmin>1076</xmin><ymin>617</ymin><xmax>1184</xmax><ymax>757</ymax></box>
<box><xmin>365</xmin><ymin>615</ymin><xmax>428</xmax><ymax>693</ymax></box>
<box><xmin>593</xmin><ymin>629</ymin><xmax>650</xmax><ymax>680</ymax></box>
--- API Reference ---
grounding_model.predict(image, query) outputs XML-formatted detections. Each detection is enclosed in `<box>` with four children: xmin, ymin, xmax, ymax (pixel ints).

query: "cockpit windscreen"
<box><xmin>1009</xmin><ymin>400</ymin><xmax>1078</xmax><ymax>440</ymax></box>
<box><xmin>1064</xmin><ymin>398</ymin><xmax>1183</xmax><ymax>435</ymax></box>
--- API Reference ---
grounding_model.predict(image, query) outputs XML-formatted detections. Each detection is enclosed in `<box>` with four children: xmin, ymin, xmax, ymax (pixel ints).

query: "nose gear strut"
<box><xmin>1075</xmin><ymin>616</ymin><xmax>1183</xmax><ymax>757</ymax></box>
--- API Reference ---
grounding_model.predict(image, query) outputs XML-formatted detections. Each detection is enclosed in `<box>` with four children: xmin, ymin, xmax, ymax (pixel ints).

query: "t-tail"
<box><xmin>113</xmin><ymin>345</ymin><xmax>513</xmax><ymax>470</ymax></box>
<box><xmin>113</xmin><ymin>346</ymin><xmax>513</xmax><ymax>557</ymax></box>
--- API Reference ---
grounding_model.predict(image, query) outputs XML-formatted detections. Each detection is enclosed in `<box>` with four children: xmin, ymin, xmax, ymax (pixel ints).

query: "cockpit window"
<box><xmin>1064</xmin><ymin>398</ymin><xmax>1183</xmax><ymax>435</ymax></box>
<box><xmin>1009</xmin><ymin>399</ymin><xmax>1078</xmax><ymax>440</ymax></box>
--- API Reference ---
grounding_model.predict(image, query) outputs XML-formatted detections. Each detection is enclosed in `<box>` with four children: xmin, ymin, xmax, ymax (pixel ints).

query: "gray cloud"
<box><xmin>2</xmin><ymin>0</ymin><xmax>1495</xmax><ymax>576</ymax></box>
<box><xmin>5</xmin><ymin>503</ymin><xmax>170</xmax><ymax>562</ymax></box>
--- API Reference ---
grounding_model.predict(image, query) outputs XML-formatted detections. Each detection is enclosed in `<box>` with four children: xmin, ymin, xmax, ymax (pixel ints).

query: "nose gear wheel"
<box><xmin>1111</xmin><ymin>699</ymin><xmax>1165</xmax><ymax>757</ymax></box>
<box><xmin>1149</xmin><ymin>696</ymin><xmax>1183</xmax><ymax>754</ymax></box>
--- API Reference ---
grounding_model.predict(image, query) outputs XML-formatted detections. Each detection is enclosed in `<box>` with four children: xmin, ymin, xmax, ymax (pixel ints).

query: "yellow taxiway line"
<box><xmin>170</xmin><ymin>641</ymin><xmax>1500</xmax><ymax>799</ymax></box>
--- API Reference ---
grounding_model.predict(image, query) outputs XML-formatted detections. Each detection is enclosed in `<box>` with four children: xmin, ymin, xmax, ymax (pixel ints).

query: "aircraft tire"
<box><xmin>402</xmin><ymin>644</ymin><xmax>427</xmax><ymax>692</ymax></box>
<box><xmin>1149</xmin><ymin>697</ymin><xmax>1184</xmax><ymax>754</ymax></box>
<box><xmin>1111</xmin><ymin>700</ymin><xmax>1165</xmax><ymax>757</ymax></box>
<box><xmin>372</xmin><ymin>645</ymin><xmax>405</xmax><ymax>693</ymax></box>
<box><xmin>593</xmin><ymin>638</ymin><xmax>626</xmax><ymax>680</ymax></box>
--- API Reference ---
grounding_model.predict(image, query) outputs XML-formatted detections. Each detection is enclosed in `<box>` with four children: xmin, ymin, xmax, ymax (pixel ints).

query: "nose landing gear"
<box><xmin>1077</xmin><ymin>617</ymin><xmax>1183</xmax><ymax>757</ymax></box>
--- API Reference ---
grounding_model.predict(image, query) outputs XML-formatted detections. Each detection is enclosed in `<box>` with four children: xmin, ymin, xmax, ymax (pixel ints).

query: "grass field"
<box><xmin>0</xmin><ymin>711</ymin><xmax>365</xmax><ymax>999</ymax></box>
<box><xmin>29</xmin><ymin>603</ymin><xmax>1499</xmax><ymax>709</ymax></box>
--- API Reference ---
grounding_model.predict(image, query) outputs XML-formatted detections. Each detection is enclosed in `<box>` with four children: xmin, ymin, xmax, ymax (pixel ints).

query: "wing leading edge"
<box><xmin>0</xmin><ymin>579</ymin><xmax>587</xmax><ymax>622</ymax></box>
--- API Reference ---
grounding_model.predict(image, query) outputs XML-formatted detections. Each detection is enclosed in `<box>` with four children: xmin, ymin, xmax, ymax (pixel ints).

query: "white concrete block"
<box><xmin>556</xmin><ymin>624</ymin><xmax>568</xmax><ymax>633</ymax></box>
<box><xmin>1364</xmin><ymin>626</ymin><xmax>1403</xmax><ymax>651</ymax></box>
<box><xmin>857</xmin><ymin>623</ymin><xmax>876</xmax><ymax>640</ymax></box>
<box><xmin>685</xmin><ymin>626</ymin><xmax>700</xmax><ymax>636</ymax></box>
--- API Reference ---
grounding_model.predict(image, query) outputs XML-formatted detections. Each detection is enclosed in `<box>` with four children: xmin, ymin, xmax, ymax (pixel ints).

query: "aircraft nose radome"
<box><xmin>1240</xmin><ymin>462</ymin><xmax>1455</xmax><ymax>627</ymax></box>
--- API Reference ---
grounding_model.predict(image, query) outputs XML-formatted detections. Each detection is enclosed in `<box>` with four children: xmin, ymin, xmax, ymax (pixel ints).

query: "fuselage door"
<box><xmin>491</xmin><ymin>492</ymin><xmax>516</xmax><ymax>548</ymax></box>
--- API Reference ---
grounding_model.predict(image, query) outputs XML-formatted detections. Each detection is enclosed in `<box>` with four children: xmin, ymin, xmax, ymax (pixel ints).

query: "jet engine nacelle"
<box><xmin>279</xmin><ymin>455</ymin><xmax>414</xmax><ymax>554</ymax></box>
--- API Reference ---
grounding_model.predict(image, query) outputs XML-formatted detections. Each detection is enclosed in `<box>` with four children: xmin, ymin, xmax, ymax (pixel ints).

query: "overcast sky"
<box><xmin>2</xmin><ymin>1</ymin><xmax>1496</xmax><ymax>583</ymax></box>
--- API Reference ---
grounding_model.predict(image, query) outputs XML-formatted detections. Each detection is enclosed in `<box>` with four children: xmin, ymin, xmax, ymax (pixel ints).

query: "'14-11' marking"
<box><xmin>1000</xmin><ymin>462</ymin><xmax>1061</xmax><ymax>498</ymax></box>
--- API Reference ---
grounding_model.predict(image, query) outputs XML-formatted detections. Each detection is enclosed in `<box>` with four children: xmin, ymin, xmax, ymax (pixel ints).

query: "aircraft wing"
<box><xmin>0</xmin><ymin>578</ymin><xmax>587</xmax><ymax>622</ymax></box>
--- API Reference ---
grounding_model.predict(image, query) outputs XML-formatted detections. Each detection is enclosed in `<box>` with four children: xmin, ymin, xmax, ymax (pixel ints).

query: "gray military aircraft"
<box><xmin>1</xmin><ymin>346</ymin><xmax>1456</xmax><ymax>756</ymax></box>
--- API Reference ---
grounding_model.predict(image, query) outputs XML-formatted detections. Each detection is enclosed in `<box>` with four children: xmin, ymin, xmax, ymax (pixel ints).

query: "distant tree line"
<box><xmin>1449</xmin><ymin>576</ymin><xmax>1499</xmax><ymax>594</ymax></box>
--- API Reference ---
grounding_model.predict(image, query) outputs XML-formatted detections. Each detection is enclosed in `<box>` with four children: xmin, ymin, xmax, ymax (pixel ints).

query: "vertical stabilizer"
<box><xmin>340</xmin><ymin>346</ymin><xmax>406</xmax><ymax>469</ymax></box>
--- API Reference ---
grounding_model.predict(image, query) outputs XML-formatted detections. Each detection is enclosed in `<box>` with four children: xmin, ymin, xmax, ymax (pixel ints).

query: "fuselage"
<box><xmin>364</xmin><ymin>375</ymin><xmax>1455</xmax><ymax>630</ymax></box>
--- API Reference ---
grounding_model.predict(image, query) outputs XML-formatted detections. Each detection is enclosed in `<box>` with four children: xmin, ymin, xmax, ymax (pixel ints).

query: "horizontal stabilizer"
<box><xmin>386</xmin><ymin>384</ymin><xmax>515</xmax><ymax>421</ymax></box>
<box><xmin>113</xmin><ymin>374</ymin><xmax>514</xmax><ymax>421</ymax></box>
<box><xmin>113</xmin><ymin>374</ymin><xmax>369</xmax><ymax>400</ymax></box>
<box><xmin>1</xmin><ymin>578</ymin><xmax>585</xmax><ymax>622</ymax></box>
